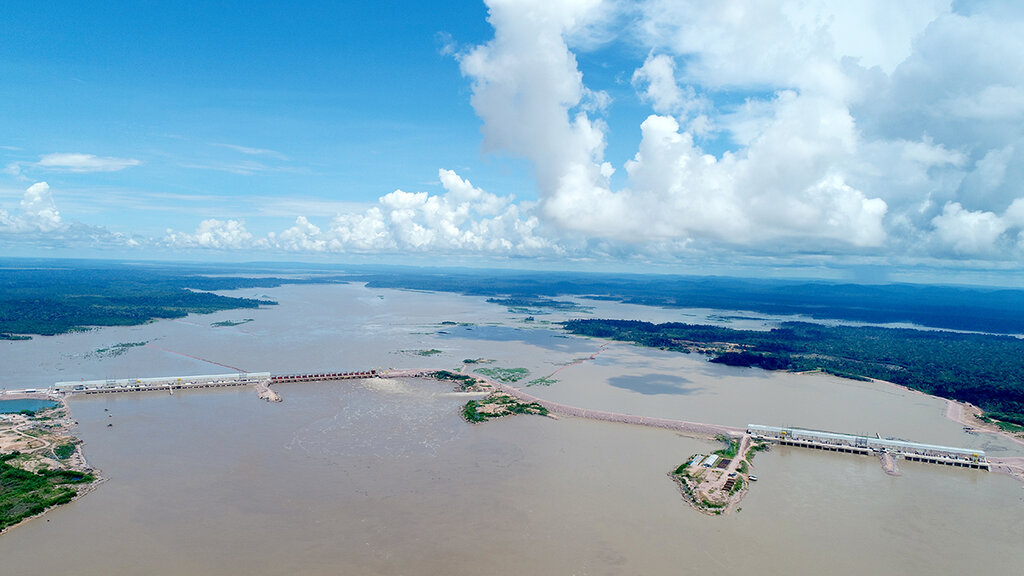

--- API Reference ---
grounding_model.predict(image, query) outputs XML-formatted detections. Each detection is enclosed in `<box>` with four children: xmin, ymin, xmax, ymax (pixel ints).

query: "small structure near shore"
<box><xmin>670</xmin><ymin>435</ymin><xmax>767</xmax><ymax>516</ymax></box>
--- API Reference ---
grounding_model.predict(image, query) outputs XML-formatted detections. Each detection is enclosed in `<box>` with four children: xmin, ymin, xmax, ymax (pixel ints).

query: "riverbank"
<box><xmin>0</xmin><ymin>396</ymin><xmax>102</xmax><ymax>535</ymax></box>
<box><xmin>942</xmin><ymin>397</ymin><xmax>1024</xmax><ymax>447</ymax></box>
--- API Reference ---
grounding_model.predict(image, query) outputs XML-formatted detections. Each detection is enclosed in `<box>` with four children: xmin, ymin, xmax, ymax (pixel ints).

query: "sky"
<box><xmin>2</xmin><ymin>0</ymin><xmax>1024</xmax><ymax>283</ymax></box>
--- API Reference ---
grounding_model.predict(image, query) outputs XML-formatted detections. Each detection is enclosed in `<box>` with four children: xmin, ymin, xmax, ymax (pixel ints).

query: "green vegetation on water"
<box><xmin>475</xmin><ymin>367</ymin><xmax>529</xmax><ymax>383</ymax></box>
<box><xmin>211</xmin><ymin>318</ymin><xmax>254</xmax><ymax>327</ymax></box>
<box><xmin>92</xmin><ymin>341</ymin><xmax>148</xmax><ymax>358</ymax></box>
<box><xmin>527</xmin><ymin>377</ymin><xmax>557</xmax><ymax>387</ymax></box>
<box><xmin>0</xmin><ymin>453</ymin><xmax>95</xmax><ymax>531</ymax></box>
<box><xmin>429</xmin><ymin>370</ymin><xmax>479</xmax><ymax>391</ymax></box>
<box><xmin>562</xmin><ymin>318</ymin><xmax>1024</xmax><ymax>423</ymax></box>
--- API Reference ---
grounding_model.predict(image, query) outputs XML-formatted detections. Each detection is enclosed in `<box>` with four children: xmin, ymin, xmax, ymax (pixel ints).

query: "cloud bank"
<box><xmin>0</xmin><ymin>182</ymin><xmax>138</xmax><ymax>248</ymax></box>
<box><xmin>445</xmin><ymin>0</ymin><xmax>1024</xmax><ymax>261</ymax></box>
<box><xmin>165</xmin><ymin>170</ymin><xmax>556</xmax><ymax>256</ymax></box>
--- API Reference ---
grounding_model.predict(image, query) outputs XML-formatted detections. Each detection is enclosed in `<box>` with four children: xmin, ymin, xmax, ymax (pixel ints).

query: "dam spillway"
<box><xmin>49</xmin><ymin>370</ymin><xmax>377</xmax><ymax>396</ymax></box>
<box><xmin>748</xmin><ymin>424</ymin><xmax>989</xmax><ymax>471</ymax></box>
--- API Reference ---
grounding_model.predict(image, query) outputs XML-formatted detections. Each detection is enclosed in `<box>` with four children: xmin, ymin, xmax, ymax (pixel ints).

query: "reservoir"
<box><xmin>0</xmin><ymin>282</ymin><xmax>1022</xmax><ymax>574</ymax></box>
<box><xmin>0</xmin><ymin>399</ymin><xmax>57</xmax><ymax>414</ymax></box>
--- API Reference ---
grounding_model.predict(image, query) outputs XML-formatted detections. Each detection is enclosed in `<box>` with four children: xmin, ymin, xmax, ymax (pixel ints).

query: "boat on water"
<box><xmin>749</xmin><ymin>474</ymin><xmax>758</xmax><ymax>481</ymax></box>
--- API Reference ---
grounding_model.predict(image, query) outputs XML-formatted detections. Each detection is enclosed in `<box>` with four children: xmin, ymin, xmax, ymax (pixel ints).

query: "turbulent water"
<box><xmin>0</xmin><ymin>283</ymin><xmax>1021</xmax><ymax>574</ymax></box>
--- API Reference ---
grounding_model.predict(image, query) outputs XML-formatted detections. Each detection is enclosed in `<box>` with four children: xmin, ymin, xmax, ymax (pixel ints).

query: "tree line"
<box><xmin>562</xmin><ymin>319</ymin><xmax>1024</xmax><ymax>425</ymax></box>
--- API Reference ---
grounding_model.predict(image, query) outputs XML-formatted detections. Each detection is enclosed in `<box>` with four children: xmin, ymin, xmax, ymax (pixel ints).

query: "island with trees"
<box><xmin>562</xmin><ymin>319</ymin><xmax>1024</xmax><ymax>427</ymax></box>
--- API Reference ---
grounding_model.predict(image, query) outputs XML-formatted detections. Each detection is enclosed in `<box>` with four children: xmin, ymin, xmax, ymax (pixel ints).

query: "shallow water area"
<box><xmin>0</xmin><ymin>398</ymin><xmax>57</xmax><ymax>413</ymax></box>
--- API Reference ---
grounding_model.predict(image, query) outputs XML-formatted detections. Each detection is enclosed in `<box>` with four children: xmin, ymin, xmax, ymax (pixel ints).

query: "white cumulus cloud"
<box><xmin>930</xmin><ymin>202</ymin><xmax>1008</xmax><ymax>257</ymax></box>
<box><xmin>447</xmin><ymin>0</ymin><xmax>1024</xmax><ymax>262</ymax></box>
<box><xmin>0</xmin><ymin>181</ymin><xmax>140</xmax><ymax>248</ymax></box>
<box><xmin>0</xmin><ymin>182</ymin><xmax>63</xmax><ymax>233</ymax></box>
<box><xmin>459</xmin><ymin>0</ymin><xmax>891</xmax><ymax>252</ymax></box>
<box><xmin>164</xmin><ymin>219</ymin><xmax>255</xmax><ymax>249</ymax></box>
<box><xmin>166</xmin><ymin>170</ymin><xmax>558</xmax><ymax>257</ymax></box>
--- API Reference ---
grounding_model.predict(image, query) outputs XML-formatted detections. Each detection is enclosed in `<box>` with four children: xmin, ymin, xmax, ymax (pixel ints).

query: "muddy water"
<box><xmin>1</xmin><ymin>283</ymin><xmax>1022</xmax><ymax>574</ymax></box>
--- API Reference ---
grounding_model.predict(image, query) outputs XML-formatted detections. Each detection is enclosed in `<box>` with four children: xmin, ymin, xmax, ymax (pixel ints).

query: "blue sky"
<box><xmin>3</xmin><ymin>1</ymin><xmax>1024</xmax><ymax>283</ymax></box>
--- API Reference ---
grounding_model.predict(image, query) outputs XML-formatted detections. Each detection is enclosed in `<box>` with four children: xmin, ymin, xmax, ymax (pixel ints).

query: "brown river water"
<box><xmin>1</xmin><ymin>283</ymin><xmax>1021</xmax><ymax>574</ymax></box>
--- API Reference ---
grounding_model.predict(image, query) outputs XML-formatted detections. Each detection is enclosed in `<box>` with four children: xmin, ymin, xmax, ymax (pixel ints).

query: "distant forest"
<box><xmin>6</xmin><ymin>260</ymin><xmax>1024</xmax><ymax>335</ymax></box>
<box><xmin>357</xmin><ymin>270</ymin><xmax>1024</xmax><ymax>334</ymax></box>
<box><xmin>562</xmin><ymin>319</ymin><xmax>1024</xmax><ymax>425</ymax></box>
<box><xmin>0</xmin><ymin>261</ymin><xmax>347</xmax><ymax>337</ymax></box>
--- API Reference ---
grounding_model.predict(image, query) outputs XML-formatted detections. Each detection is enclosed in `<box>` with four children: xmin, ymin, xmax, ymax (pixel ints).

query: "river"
<box><xmin>0</xmin><ymin>282</ymin><xmax>1021</xmax><ymax>574</ymax></box>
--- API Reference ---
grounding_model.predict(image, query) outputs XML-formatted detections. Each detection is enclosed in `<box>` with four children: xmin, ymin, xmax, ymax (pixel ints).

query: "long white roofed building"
<box><xmin>747</xmin><ymin>424</ymin><xmax>988</xmax><ymax>470</ymax></box>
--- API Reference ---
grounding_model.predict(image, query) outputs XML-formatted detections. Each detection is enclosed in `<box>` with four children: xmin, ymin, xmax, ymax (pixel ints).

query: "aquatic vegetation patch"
<box><xmin>90</xmin><ymin>341</ymin><xmax>148</xmax><ymax>358</ymax></box>
<box><xmin>429</xmin><ymin>370</ymin><xmax>482</xmax><ymax>391</ymax></box>
<box><xmin>475</xmin><ymin>367</ymin><xmax>529</xmax><ymax>383</ymax></box>
<box><xmin>211</xmin><ymin>318</ymin><xmax>253</xmax><ymax>327</ymax></box>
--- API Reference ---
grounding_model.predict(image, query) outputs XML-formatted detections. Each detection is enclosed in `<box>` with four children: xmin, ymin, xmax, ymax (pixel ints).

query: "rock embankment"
<box><xmin>255</xmin><ymin>380</ymin><xmax>282</xmax><ymax>403</ymax></box>
<box><xmin>878</xmin><ymin>452</ymin><xmax>902</xmax><ymax>476</ymax></box>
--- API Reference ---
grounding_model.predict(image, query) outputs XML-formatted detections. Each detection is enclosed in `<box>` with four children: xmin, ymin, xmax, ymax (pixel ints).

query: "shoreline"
<box><xmin>669</xmin><ymin>434</ymin><xmax>758</xmax><ymax>516</ymax></box>
<box><xmin>844</xmin><ymin>372</ymin><xmax>1024</xmax><ymax>450</ymax></box>
<box><xmin>0</xmin><ymin>394</ymin><xmax>104</xmax><ymax>536</ymax></box>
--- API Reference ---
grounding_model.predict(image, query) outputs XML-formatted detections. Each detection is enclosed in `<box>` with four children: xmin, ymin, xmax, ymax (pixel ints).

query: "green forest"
<box><xmin>0</xmin><ymin>262</ymin><xmax>346</xmax><ymax>337</ymax></box>
<box><xmin>0</xmin><ymin>453</ymin><xmax>95</xmax><ymax>531</ymax></box>
<box><xmin>562</xmin><ymin>319</ymin><xmax>1024</xmax><ymax>425</ymax></box>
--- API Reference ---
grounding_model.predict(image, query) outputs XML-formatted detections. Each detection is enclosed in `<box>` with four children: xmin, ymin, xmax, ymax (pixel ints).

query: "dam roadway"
<box><xmin>457</xmin><ymin>371</ymin><xmax>745</xmax><ymax>438</ymax></box>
